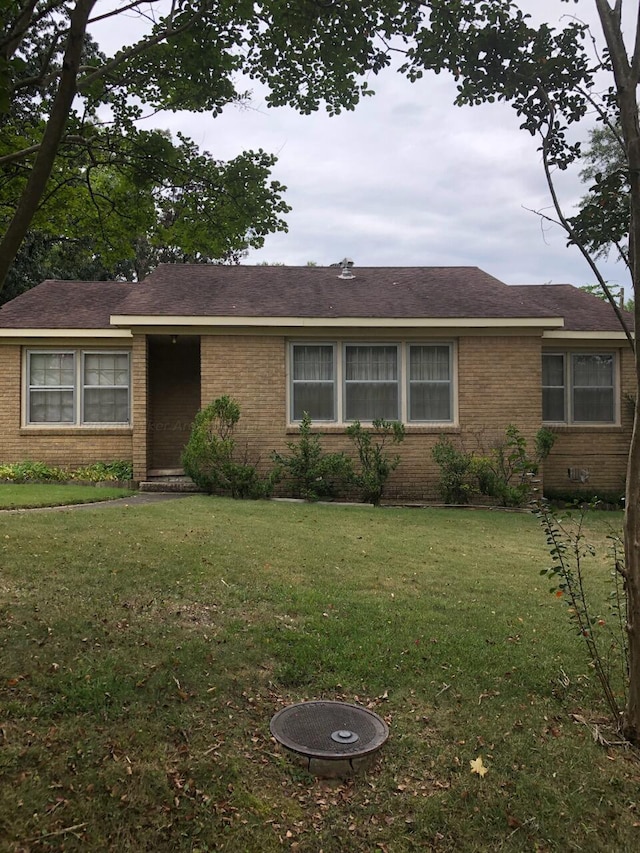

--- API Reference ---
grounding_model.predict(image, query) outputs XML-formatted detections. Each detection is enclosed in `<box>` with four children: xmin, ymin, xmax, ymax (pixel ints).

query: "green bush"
<box><xmin>543</xmin><ymin>489</ymin><xmax>625</xmax><ymax>508</ymax></box>
<box><xmin>432</xmin><ymin>426</ymin><xmax>556</xmax><ymax>506</ymax></box>
<box><xmin>346</xmin><ymin>419</ymin><xmax>405</xmax><ymax>505</ymax></box>
<box><xmin>68</xmin><ymin>461</ymin><xmax>133</xmax><ymax>482</ymax></box>
<box><xmin>272</xmin><ymin>413</ymin><xmax>353</xmax><ymax>501</ymax></box>
<box><xmin>182</xmin><ymin>395</ymin><xmax>275</xmax><ymax>499</ymax></box>
<box><xmin>0</xmin><ymin>460</ymin><xmax>132</xmax><ymax>483</ymax></box>
<box><xmin>482</xmin><ymin>425</ymin><xmax>556</xmax><ymax>507</ymax></box>
<box><xmin>432</xmin><ymin>437</ymin><xmax>477</xmax><ymax>504</ymax></box>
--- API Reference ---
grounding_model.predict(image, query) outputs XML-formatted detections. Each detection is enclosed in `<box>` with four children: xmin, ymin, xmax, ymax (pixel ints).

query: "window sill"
<box><xmin>285</xmin><ymin>424</ymin><xmax>460</xmax><ymax>435</ymax></box>
<box><xmin>543</xmin><ymin>423</ymin><xmax>624</xmax><ymax>432</ymax></box>
<box><xmin>20</xmin><ymin>426</ymin><xmax>133</xmax><ymax>436</ymax></box>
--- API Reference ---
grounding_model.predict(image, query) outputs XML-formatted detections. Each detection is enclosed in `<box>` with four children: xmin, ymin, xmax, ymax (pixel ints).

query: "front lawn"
<box><xmin>0</xmin><ymin>484</ymin><xmax>134</xmax><ymax>509</ymax></box>
<box><xmin>0</xmin><ymin>499</ymin><xmax>636</xmax><ymax>851</ymax></box>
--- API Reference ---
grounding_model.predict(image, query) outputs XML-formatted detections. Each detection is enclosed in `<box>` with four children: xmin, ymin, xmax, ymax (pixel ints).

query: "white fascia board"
<box><xmin>110</xmin><ymin>314</ymin><xmax>565</xmax><ymax>329</ymax></box>
<box><xmin>542</xmin><ymin>330</ymin><xmax>634</xmax><ymax>341</ymax></box>
<box><xmin>0</xmin><ymin>328</ymin><xmax>133</xmax><ymax>339</ymax></box>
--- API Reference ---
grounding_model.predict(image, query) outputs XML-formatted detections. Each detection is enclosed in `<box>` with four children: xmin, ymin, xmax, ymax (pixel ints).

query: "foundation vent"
<box><xmin>568</xmin><ymin>467</ymin><xmax>590</xmax><ymax>483</ymax></box>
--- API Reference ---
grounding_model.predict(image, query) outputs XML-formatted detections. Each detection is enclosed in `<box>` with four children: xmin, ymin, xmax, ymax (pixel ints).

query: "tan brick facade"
<box><xmin>198</xmin><ymin>331</ymin><xmax>544</xmax><ymax>501</ymax></box>
<box><xmin>0</xmin><ymin>331</ymin><xmax>634</xmax><ymax>499</ymax></box>
<box><xmin>541</xmin><ymin>344</ymin><xmax>635</xmax><ymax>497</ymax></box>
<box><xmin>0</xmin><ymin>340</ymin><xmax>133</xmax><ymax>469</ymax></box>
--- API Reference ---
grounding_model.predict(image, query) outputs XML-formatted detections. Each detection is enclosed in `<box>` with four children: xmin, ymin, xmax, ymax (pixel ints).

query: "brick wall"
<box><xmin>0</xmin><ymin>341</ymin><xmax>133</xmax><ymax>469</ymax></box>
<box><xmin>2</xmin><ymin>332</ymin><xmax>633</xmax><ymax>499</ymax></box>
<box><xmin>131</xmin><ymin>334</ymin><xmax>148</xmax><ymax>481</ymax></box>
<box><xmin>199</xmin><ymin>333</ymin><xmax>544</xmax><ymax>501</ymax></box>
<box><xmin>542</xmin><ymin>344</ymin><xmax>635</xmax><ymax>497</ymax></box>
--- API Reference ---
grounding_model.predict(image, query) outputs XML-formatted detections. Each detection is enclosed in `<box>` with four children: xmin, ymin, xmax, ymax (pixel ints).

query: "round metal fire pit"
<box><xmin>270</xmin><ymin>700</ymin><xmax>389</xmax><ymax>777</ymax></box>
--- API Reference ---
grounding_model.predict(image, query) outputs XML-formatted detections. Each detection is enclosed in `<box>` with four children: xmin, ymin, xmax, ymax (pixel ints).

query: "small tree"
<box><xmin>182</xmin><ymin>396</ymin><xmax>274</xmax><ymax>499</ymax></box>
<box><xmin>346</xmin><ymin>419</ymin><xmax>405</xmax><ymax>505</ymax></box>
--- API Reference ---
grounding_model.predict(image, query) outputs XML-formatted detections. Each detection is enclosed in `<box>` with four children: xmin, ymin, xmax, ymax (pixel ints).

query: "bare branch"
<box><xmin>536</xmin><ymin>81</ymin><xmax>635</xmax><ymax>350</ymax></box>
<box><xmin>541</xmin><ymin>144</ymin><xmax>634</xmax><ymax>350</ymax></box>
<box><xmin>575</xmin><ymin>84</ymin><xmax>626</xmax><ymax>152</ymax></box>
<box><xmin>88</xmin><ymin>1</ymin><xmax>164</xmax><ymax>25</ymax></box>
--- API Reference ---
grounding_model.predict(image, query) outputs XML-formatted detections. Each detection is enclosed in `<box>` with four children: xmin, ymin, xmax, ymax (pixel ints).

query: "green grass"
<box><xmin>0</xmin><ymin>484</ymin><xmax>134</xmax><ymax>509</ymax></box>
<box><xmin>0</xmin><ymin>498</ymin><xmax>637</xmax><ymax>852</ymax></box>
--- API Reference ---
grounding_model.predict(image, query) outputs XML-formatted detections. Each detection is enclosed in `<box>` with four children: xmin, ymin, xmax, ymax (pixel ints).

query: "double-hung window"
<box><xmin>27</xmin><ymin>350</ymin><xmax>131</xmax><ymax>425</ymax></box>
<box><xmin>344</xmin><ymin>345</ymin><xmax>399</xmax><ymax>421</ymax></box>
<box><xmin>291</xmin><ymin>344</ymin><xmax>335</xmax><ymax>421</ymax></box>
<box><xmin>408</xmin><ymin>345</ymin><xmax>452</xmax><ymax>422</ymax></box>
<box><xmin>542</xmin><ymin>354</ymin><xmax>566</xmax><ymax>422</ymax></box>
<box><xmin>83</xmin><ymin>353</ymin><xmax>130</xmax><ymax>424</ymax></box>
<box><xmin>290</xmin><ymin>342</ymin><xmax>454</xmax><ymax>424</ymax></box>
<box><xmin>28</xmin><ymin>352</ymin><xmax>75</xmax><ymax>423</ymax></box>
<box><xmin>542</xmin><ymin>352</ymin><xmax>616</xmax><ymax>424</ymax></box>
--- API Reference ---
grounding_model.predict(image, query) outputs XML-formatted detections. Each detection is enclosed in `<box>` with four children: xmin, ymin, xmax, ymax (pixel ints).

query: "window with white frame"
<box><xmin>344</xmin><ymin>344</ymin><xmax>399</xmax><ymax>421</ymax></box>
<box><xmin>291</xmin><ymin>344</ymin><xmax>335</xmax><ymax>420</ymax></box>
<box><xmin>408</xmin><ymin>344</ymin><xmax>452</xmax><ymax>422</ymax></box>
<box><xmin>289</xmin><ymin>342</ymin><xmax>454</xmax><ymax>424</ymax></box>
<box><xmin>542</xmin><ymin>352</ymin><xmax>616</xmax><ymax>424</ymax></box>
<box><xmin>27</xmin><ymin>350</ymin><xmax>131</xmax><ymax>425</ymax></box>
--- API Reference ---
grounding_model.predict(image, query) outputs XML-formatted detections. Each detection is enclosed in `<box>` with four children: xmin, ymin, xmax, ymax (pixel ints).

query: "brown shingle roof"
<box><xmin>510</xmin><ymin>284</ymin><xmax>634</xmax><ymax>332</ymax></box>
<box><xmin>0</xmin><ymin>266</ymin><xmax>629</xmax><ymax>332</ymax></box>
<box><xmin>0</xmin><ymin>280</ymin><xmax>132</xmax><ymax>328</ymax></box>
<box><xmin>113</xmin><ymin>264</ymin><xmax>559</xmax><ymax>319</ymax></box>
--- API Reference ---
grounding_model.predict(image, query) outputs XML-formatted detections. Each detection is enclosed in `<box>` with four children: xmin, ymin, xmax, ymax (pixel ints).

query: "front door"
<box><xmin>148</xmin><ymin>335</ymin><xmax>201</xmax><ymax>471</ymax></box>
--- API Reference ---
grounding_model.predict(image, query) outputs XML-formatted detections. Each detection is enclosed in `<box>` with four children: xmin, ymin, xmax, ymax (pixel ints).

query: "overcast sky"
<box><xmin>94</xmin><ymin>1</ymin><xmax>631</xmax><ymax>289</ymax></box>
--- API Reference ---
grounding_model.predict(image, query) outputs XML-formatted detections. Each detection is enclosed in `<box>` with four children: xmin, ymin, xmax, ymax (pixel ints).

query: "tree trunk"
<box><xmin>0</xmin><ymin>0</ymin><xmax>96</xmax><ymax>293</ymax></box>
<box><xmin>595</xmin><ymin>0</ymin><xmax>640</xmax><ymax>742</ymax></box>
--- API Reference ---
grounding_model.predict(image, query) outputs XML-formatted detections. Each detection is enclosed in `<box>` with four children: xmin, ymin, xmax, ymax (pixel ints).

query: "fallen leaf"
<box><xmin>470</xmin><ymin>756</ymin><xmax>488</xmax><ymax>778</ymax></box>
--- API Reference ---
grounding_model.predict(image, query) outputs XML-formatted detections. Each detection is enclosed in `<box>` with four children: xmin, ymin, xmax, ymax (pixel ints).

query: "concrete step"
<box><xmin>139</xmin><ymin>479</ymin><xmax>203</xmax><ymax>493</ymax></box>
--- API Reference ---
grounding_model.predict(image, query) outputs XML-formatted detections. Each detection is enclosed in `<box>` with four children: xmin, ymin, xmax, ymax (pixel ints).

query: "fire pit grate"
<box><xmin>270</xmin><ymin>701</ymin><xmax>389</xmax><ymax>776</ymax></box>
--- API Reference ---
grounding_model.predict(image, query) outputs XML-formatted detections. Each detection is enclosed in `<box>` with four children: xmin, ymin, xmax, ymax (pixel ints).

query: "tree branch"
<box><xmin>0</xmin><ymin>1</ymin><xmax>71</xmax><ymax>59</ymax></box>
<box><xmin>87</xmin><ymin>0</ymin><xmax>164</xmax><ymax>26</ymax></box>
<box><xmin>0</xmin><ymin>0</ymin><xmax>97</xmax><ymax>292</ymax></box>
<box><xmin>0</xmin><ymin>0</ymin><xmax>38</xmax><ymax>60</ymax></box>
<box><xmin>77</xmin><ymin>2</ymin><xmax>211</xmax><ymax>93</ymax></box>
<box><xmin>536</xmin><ymin>80</ymin><xmax>635</xmax><ymax>350</ymax></box>
<box><xmin>11</xmin><ymin>27</ymin><xmax>64</xmax><ymax>94</ymax></box>
<box><xmin>631</xmin><ymin>2</ymin><xmax>640</xmax><ymax>84</ymax></box>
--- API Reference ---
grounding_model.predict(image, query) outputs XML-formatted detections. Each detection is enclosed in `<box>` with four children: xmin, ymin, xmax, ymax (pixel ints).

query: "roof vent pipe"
<box><xmin>337</xmin><ymin>258</ymin><xmax>355</xmax><ymax>280</ymax></box>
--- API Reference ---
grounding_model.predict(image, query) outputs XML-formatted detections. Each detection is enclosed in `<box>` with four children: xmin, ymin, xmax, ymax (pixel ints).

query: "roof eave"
<box><xmin>109</xmin><ymin>314</ymin><xmax>566</xmax><ymax>330</ymax></box>
<box><xmin>542</xmin><ymin>329</ymin><xmax>635</xmax><ymax>341</ymax></box>
<box><xmin>0</xmin><ymin>328</ymin><xmax>133</xmax><ymax>339</ymax></box>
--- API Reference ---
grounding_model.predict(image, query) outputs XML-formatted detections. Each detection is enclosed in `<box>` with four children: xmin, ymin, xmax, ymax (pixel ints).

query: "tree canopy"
<box><xmin>0</xmin><ymin>0</ymin><xmax>421</xmax><ymax>290</ymax></box>
<box><xmin>570</xmin><ymin>120</ymin><xmax>629</xmax><ymax>266</ymax></box>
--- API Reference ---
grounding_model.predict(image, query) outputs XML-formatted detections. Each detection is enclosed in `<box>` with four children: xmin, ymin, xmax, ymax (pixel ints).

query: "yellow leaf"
<box><xmin>470</xmin><ymin>756</ymin><xmax>488</xmax><ymax>778</ymax></box>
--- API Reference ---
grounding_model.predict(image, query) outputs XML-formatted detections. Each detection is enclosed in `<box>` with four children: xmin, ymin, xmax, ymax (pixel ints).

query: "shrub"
<box><xmin>181</xmin><ymin>395</ymin><xmax>275</xmax><ymax>499</ymax></box>
<box><xmin>543</xmin><ymin>489</ymin><xmax>625</xmax><ymax>509</ymax></box>
<box><xmin>481</xmin><ymin>425</ymin><xmax>556</xmax><ymax>507</ymax></box>
<box><xmin>68</xmin><ymin>461</ymin><xmax>133</xmax><ymax>482</ymax></box>
<box><xmin>346</xmin><ymin>419</ymin><xmax>405</xmax><ymax>505</ymax></box>
<box><xmin>0</xmin><ymin>460</ymin><xmax>133</xmax><ymax>483</ymax></box>
<box><xmin>432</xmin><ymin>426</ymin><xmax>556</xmax><ymax>507</ymax></box>
<box><xmin>535</xmin><ymin>500</ymin><xmax>627</xmax><ymax>728</ymax></box>
<box><xmin>432</xmin><ymin>438</ymin><xmax>477</xmax><ymax>504</ymax></box>
<box><xmin>272</xmin><ymin>413</ymin><xmax>353</xmax><ymax>501</ymax></box>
